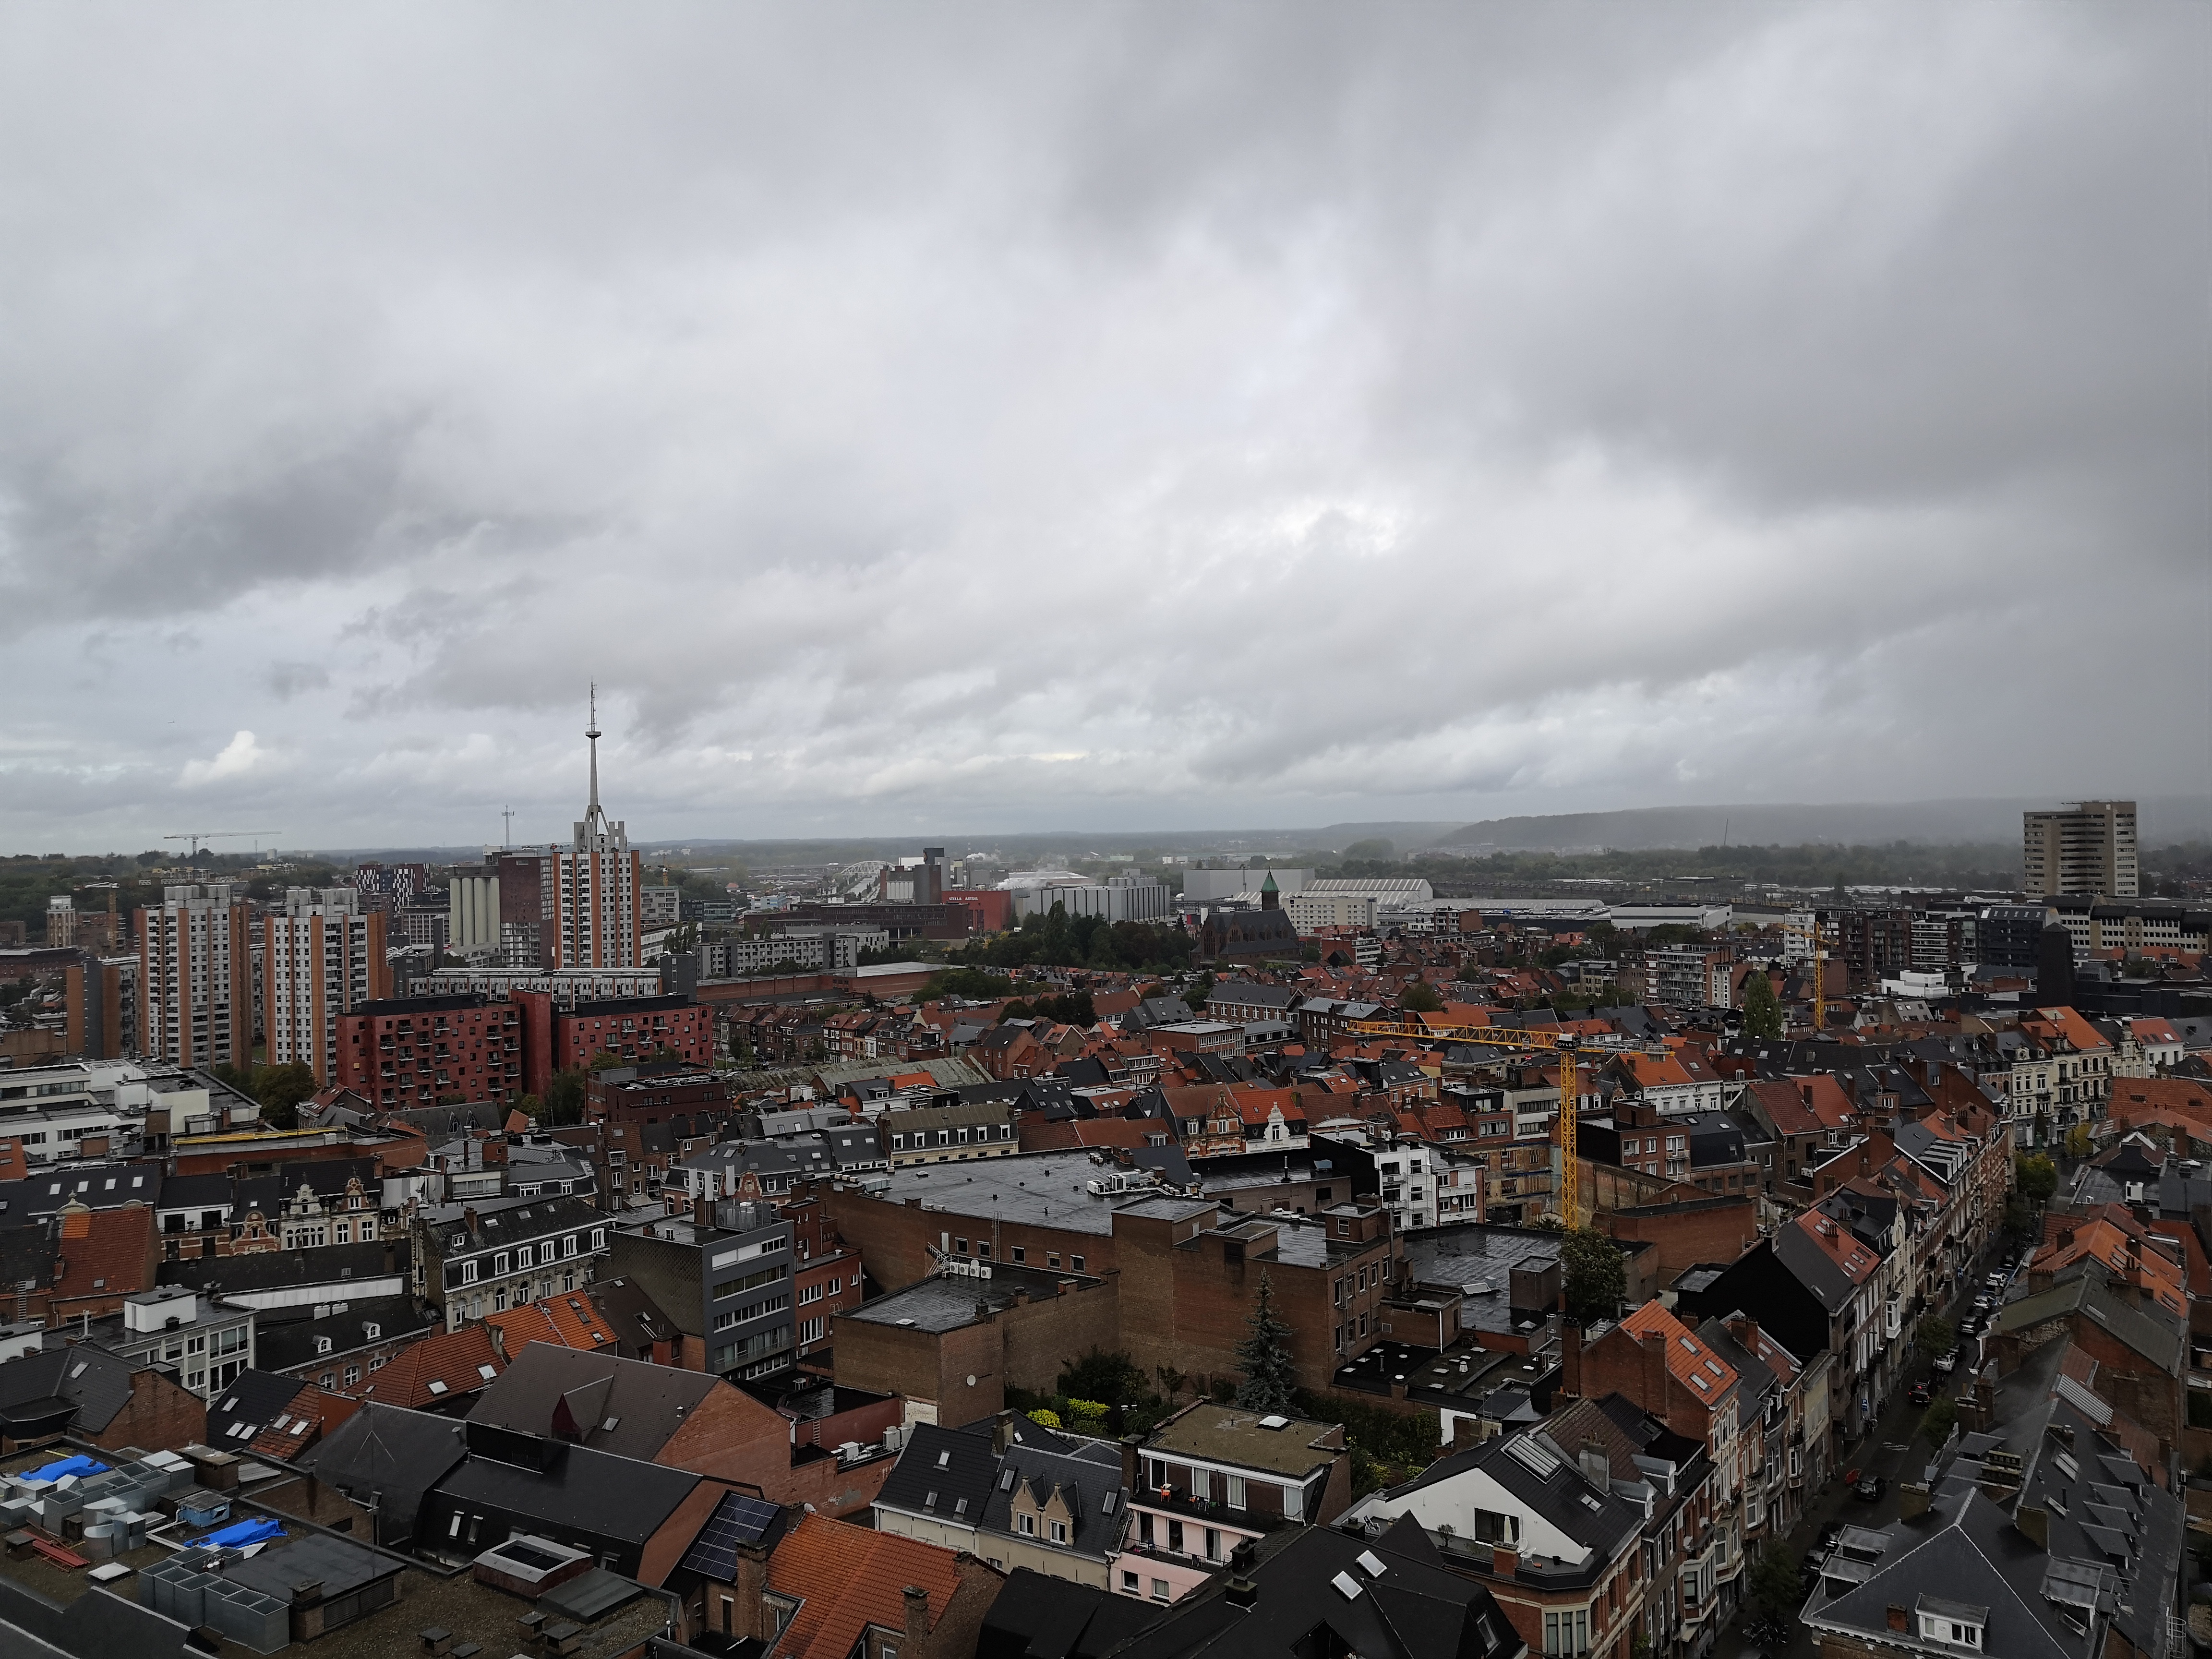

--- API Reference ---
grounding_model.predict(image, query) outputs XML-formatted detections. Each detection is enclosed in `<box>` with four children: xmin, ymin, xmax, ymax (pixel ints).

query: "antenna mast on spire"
<box><xmin>584</xmin><ymin>682</ymin><xmax>603</xmax><ymax>827</ymax></box>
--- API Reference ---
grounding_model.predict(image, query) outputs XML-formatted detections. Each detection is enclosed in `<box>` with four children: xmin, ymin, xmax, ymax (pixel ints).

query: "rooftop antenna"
<box><xmin>581</xmin><ymin>682</ymin><xmax>606</xmax><ymax>834</ymax></box>
<box><xmin>501</xmin><ymin>807</ymin><xmax>516</xmax><ymax>849</ymax></box>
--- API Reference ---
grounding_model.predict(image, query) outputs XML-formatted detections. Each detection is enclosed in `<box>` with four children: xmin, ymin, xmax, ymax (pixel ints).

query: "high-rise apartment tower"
<box><xmin>263</xmin><ymin>888</ymin><xmax>391</xmax><ymax>1082</ymax></box>
<box><xmin>137</xmin><ymin>883</ymin><xmax>252</xmax><ymax>1068</ymax></box>
<box><xmin>2023</xmin><ymin>801</ymin><xmax>2138</xmax><ymax>900</ymax></box>
<box><xmin>553</xmin><ymin>690</ymin><xmax>643</xmax><ymax>969</ymax></box>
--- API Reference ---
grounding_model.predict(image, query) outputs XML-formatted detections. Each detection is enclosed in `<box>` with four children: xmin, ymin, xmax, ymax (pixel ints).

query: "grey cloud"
<box><xmin>0</xmin><ymin>2</ymin><xmax>2201</xmax><ymax>849</ymax></box>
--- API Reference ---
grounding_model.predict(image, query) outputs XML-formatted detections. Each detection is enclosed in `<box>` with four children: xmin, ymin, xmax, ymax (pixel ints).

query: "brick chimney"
<box><xmin>902</xmin><ymin>1585</ymin><xmax>932</xmax><ymax>1655</ymax></box>
<box><xmin>1562</xmin><ymin>1322</ymin><xmax>1582</xmax><ymax>1399</ymax></box>
<box><xmin>1639</xmin><ymin>1328</ymin><xmax>1671</xmax><ymax>1410</ymax></box>
<box><xmin>992</xmin><ymin>1410</ymin><xmax>1017</xmax><ymax>1456</ymax></box>
<box><xmin>1886</xmin><ymin>1606</ymin><xmax>1908</xmax><ymax>1633</ymax></box>
<box><xmin>2016</xmin><ymin>1505</ymin><xmax>2048</xmax><ymax>1549</ymax></box>
<box><xmin>1491</xmin><ymin>1545</ymin><xmax>1518</xmax><ymax>1578</ymax></box>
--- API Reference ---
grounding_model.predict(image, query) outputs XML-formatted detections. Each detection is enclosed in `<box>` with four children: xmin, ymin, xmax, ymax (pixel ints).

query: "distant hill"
<box><xmin>1431</xmin><ymin>796</ymin><xmax>2212</xmax><ymax>854</ymax></box>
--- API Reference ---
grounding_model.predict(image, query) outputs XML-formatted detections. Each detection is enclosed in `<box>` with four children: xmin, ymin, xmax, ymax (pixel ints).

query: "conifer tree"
<box><xmin>1233</xmin><ymin>1271</ymin><xmax>1298</xmax><ymax>1413</ymax></box>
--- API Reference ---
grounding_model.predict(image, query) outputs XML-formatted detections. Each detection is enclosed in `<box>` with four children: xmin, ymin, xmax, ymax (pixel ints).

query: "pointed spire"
<box><xmin>586</xmin><ymin>682</ymin><xmax>602</xmax><ymax>820</ymax></box>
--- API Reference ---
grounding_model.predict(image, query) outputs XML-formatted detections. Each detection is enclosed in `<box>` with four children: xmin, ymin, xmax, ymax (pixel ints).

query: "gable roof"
<box><xmin>875</xmin><ymin>1420</ymin><xmax>1001</xmax><ymax>1525</ymax></box>
<box><xmin>353</xmin><ymin>1322</ymin><xmax>505</xmax><ymax>1407</ymax></box>
<box><xmin>767</xmin><ymin>1510</ymin><xmax>967</xmax><ymax>1659</ymax></box>
<box><xmin>464</xmin><ymin>1342</ymin><xmax>732</xmax><ymax>1463</ymax></box>
<box><xmin>1620</xmin><ymin>1301</ymin><xmax>1741</xmax><ymax>1407</ymax></box>
<box><xmin>296</xmin><ymin>1400</ymin><xmax>469</xmax><ymax>1545</ymax></box>
<box><xmin>0</xmin><ymin>1343</ymin><xmax>140</xmax><ymax>1434</ymax></box>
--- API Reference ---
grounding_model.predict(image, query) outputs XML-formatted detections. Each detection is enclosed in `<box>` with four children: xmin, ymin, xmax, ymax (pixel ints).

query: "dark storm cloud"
<box><xmin>0</xmin><ymin>2</ymin><xmax>2201</xmax><ymax>850</ymax></box>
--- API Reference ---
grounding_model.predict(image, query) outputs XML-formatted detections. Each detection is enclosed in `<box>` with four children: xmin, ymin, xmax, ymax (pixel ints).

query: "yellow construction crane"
<box><xmin>1346</xmin><ymin>1017</ymin><xmax>1657</xmax><ymax>1226</ymax></box>
<box><xmin>1782</xmin><ymin>912</ymin><xmax>1837</xmax><ymax>1032</ymax></box>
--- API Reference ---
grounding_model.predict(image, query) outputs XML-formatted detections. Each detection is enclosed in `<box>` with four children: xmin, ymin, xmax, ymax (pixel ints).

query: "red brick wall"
<box><xmin>85</xmin><ymin>1369</ymin><xmax>206</xmax><ymax>1455</ymax></box>
<box><xmin>657</xmin><ymin>1384</ymin><xmax>793</xmax><ymax>1497</ymax></box>
<box><xmin>821</xmin><ymin>1185</ymin><xmax>1120</xmax><ymax>1297</ymax></box>
<box><xmin>1602</xmin><ymin>1197</ymin><xmax>1757</xmax><ymax>1283</ymax></box>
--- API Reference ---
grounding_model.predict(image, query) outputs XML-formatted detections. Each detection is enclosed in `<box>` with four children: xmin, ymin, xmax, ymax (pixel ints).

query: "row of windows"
<box><xmin>890</xmin><ymin>1123</ymin><xmax>1014</xmax><ymax>1150</ymax></box>
<box><xmin>454</xmin><ymin>1227</ymin><xmax>605</xmax><ymax>1285</ymax></box>
<box><xmin>952</xmin><ymin>1239</ymin><xmax>1085</xmax><ymax>1273</ymax></box>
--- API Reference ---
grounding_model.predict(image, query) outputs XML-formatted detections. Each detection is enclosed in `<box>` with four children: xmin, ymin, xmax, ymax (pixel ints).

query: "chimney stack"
<box><xmin>1886</xmin><ymin>1606</ymin><xmax>1909</xmax><ymax>1633</ymax></box>
<box><xmin>2016</xmin><ymin>1505</ymin><xmax>2049</xmax><ymax>1550</ymax></box>
<box><xmin>902</xmin><ymin>1585</ymin><xmax>932</xmax><ymax>1652</ymax></box>
<box><xmin>992</xmin><ymin>1410</ymin><xmax>1017</xmax><ymax>1456</ymax></box>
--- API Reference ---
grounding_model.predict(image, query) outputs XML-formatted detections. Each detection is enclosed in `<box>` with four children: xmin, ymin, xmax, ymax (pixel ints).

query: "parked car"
<box><xmin>1909</xmin><ymin>1381</ymin><xmax>1933</xmax><ymax>1406</ymax></box>
<box><xmin>1933</xmin><ymin>1351</ymin><xmax>1959</xmax><ymax>1374</ymax></box>
<box><xmin>1855</xmin><ymin>1474</ymin><xmax>1887</xmax><ymax>1502</ymax></box>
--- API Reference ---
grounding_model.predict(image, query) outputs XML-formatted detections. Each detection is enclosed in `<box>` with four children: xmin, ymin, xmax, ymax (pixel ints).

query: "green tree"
<box><xmin>2064</xmin><ymin>1123</ymin><xmax>2092</xmax><ymax>1159</ymax></box>
<box><xmin>1746</xmin><ymin>1544</ymin><xmax>1801</xmax><ymax>1623</ymax></box>
<box><xmin>1342</xmin><ymin>839</ymin><xmax>1395</xmax><ymax>862</ymax></box>
<box><xmin>1058</xmin><ymin>1347</ymin><xmax>1148</xmax><ymax>1408</ymax></box>
<box><xmin>1740</xmin><ymin>971</ymin><xmax>1784</xmax><ymax>1040</ymax></box>
<box><xmin>1233</xmin><ymin>1272</ymin><xmax>1298</xmax><ymax>1413</ymax></box>
<box><xmin>1399</xmin><ymin>979</ymin><xmax>1444</xmax><ymax>1014</ymax></box>
<box><xmin>1561</xmin><ymin>1226</ymin><xmax>1627</xmax><ymax>1323</ymax></box>
<box><xmin>1922</xmin><ymin>1395</ymin><xmax>1957</xmax><ymax>1447</ymax></box>
<box><xmin>543</xmin><ymin>1067</ymin><xmax>587</xmax><ymax>1127</ymax></box>
<box><xmin>2016</xmin><ymin>1153</ymin><xmax>2059</xmax><ymax>1202</ymax></box>
<box><xmin>1913</xmin><ymin>1313</ymin><xmax>1956</xmax><ymax>1357</ymax></box>
<box><xmin>254</xmin><ymin>1062</ymin><xmax>318</xmax><ymax>1129</ymax></box>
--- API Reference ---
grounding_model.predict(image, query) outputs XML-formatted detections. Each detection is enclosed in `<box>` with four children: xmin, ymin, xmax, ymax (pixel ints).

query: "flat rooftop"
<box><xmin>0</xmin><ymin>1446</ymin><xmax>667</xmax><ymax>1659</ymax></box>
<box><xmin>865</xmin><ymin>1150</ymin><xmax>1213</xmax><ymax>1235</ymax></box>
<box><xmin>1146</xmin><ymin>1408</ymin><xmax>1342</xmax><ymax>1479</ymax></box>
<box><xmin>842</xmin><ymin>1263</ymin><xmax>1102</xmax><ymax>1333</ymax></box>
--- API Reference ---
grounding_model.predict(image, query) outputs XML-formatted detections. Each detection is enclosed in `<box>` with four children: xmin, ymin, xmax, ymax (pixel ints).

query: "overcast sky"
<box><xmin>2</xmin><ymin>3</ymin><xmax>2205</xmax><ymax>854</ymax></box>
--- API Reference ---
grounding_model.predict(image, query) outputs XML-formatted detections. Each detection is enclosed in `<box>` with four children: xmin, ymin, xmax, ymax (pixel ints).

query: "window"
<box><xmin>1019</xmin><ymin>1514</ymin><xmax>1036</xmax><ymax>1537</ymax></box>
<box><xmin>1920</xmin><ymin>1617</ymin><xmax>1981</xmax><ymax>1649</ymax></box>
<box><xmin>1190</xmin><ymin>1468</ymin><xmax>1208</xmax><ymax>1501</ymax></box>
<box><xmin>1226</xmin><ymin>1474</ymin><xmax>1247</xmax><ymax>1510</ymax></box>
<box><xmin>800</xmin><ymin>1317</ymin><xmax>824</xmax><ymax>1344</ymax></box>
<box><xmin>1542</xmin><ymin>1608</ymin><xmax>1590</xmax><ymax>1656</ymax></box>
<box><xmin>1150</xmin><ymin>1580</ymin><xmax>1169</xmax><ymax>1603</ymax></box>
<box><xmin>1070</xmin><ymin>1255</ymin><xmax>1085</xmax><ymax>1272</ymax></box>
<box><xmin>493</xmin><ymin>1252</ymin><xmax>511</xmax><ymax>1276</ymax></box>
<box><xmin>460</xmin><ymin>1260</ymin><xmax>479</xmax><ymax>1284</ymax></box>
<box><xmin>1122</xmin><ymin>1571</ymin><xmax>1140</xmax><ymax>1593</ymax></box>
<box><xmin>591</xmin><ymin>1227</ymin><xmax>606</xmax><ymax>1250</ymax></box>
<box><xmin>344</xmin><ymin>1364</ymin><xmax>361</xmax><ymax>1386</ymax></box>
<box><xmin>1049</xmin><ymin>1520</ymin><xmax>1067</xmax><ymax>1544</ymax></box>
<box><xmin>564</xmin><ymin>1234</ymin><xmax>578</xmax><ymax>1257</ymax></box>
<box><xmin>517</xmin><ymin>1245</ymin><xmax>534</xmax><ymax>1269</ymax></box>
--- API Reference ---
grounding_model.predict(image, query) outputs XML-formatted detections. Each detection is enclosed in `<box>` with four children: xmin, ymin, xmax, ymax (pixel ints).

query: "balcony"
<box><xmin>1128</xmin><ymin>1488</ymin><xmax>1283</xmax><ymax>1535</ymax></box>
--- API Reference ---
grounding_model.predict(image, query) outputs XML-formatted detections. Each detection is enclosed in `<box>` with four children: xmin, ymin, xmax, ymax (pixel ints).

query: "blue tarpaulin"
<box><xmin>23</xmin><ymin>1455</ymin><xmax>108</xmax><ymax>1483</ymax></box>
<box><xmin>193</xmin><ymin>1517</ymin><xmax>285</xmax><ymax>1549</ymax></box>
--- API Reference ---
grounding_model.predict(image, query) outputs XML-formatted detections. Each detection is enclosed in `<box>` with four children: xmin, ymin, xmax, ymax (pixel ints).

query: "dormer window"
<box><xmin>1920</xmin><ymin>1616</ymin><xmax>1980</xmax><ymax>1648</ymax></box>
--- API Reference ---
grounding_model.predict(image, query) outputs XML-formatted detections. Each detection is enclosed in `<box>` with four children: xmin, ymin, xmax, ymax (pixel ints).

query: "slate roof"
<box><xmin>207</xmin><ymin>1368</ymin><xmax>310</xmax><ymax>1446</ymax></box>
<box><xmin>296</xmin><ymin>1400</ymin><xmax>469</xmax><ymax>1547</ymax></box>
<box><xmin>156</xmin><ymin>1238</ymin><xmax>405</xmax><ymax>1297</ymax></box>
<box><xmin>978</xmin><ymin>1567</ymin><xmax>1165</xmax><ymax>1659</ymax></box>
<box><xmin>431</xmin><ymin>1433</ymin><xmax>702</xmax><ymax>1548</ymax></box>
<box><xmin>464</xmin><ymin>1343</ymin><xmax>726</xmax><ymax>1462</ymax></box>
<box><xmin>1109</xmin><ymin>1514</ymin><xmax>1523</xmax><ymax>1659</ymax></box>
<box><xmin>1994</xmin><ymin>1266</ymin><xmax>2186</xmax><ymax>1376</ymax></box>
<box><xmin>874</xmin><ymin>1420</ymin><xmax>1000</xmax><ymax>1525</ymax></box>
<box><xmin>1375</xmin><ymin>1425</ymin><xmax>1641</xmax><ymax>1571</ymax></box>
<box><xmin>981</xmin><ymin>1418</ymin><xmax>1129</xmax><ymax>1559</ymax></box>
<box><xmin>0</xmin><ymin>1344</ymin><xmax>138</xmax><ymax>1434</ymax></box>
<box><xmin>252</xmin><ymin>1293</ymin><xmax>432</xmax><ymax>1374</ymax></box>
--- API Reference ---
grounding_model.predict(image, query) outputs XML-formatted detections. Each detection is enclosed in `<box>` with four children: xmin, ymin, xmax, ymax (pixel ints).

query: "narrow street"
<box><xmin>1718</xmin><ymin>1237</ymin><xmax>2022</xmax><ymax>1659</ymax></box>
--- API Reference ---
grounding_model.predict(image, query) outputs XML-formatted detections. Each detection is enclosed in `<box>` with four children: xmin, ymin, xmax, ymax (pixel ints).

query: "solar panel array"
<box><xmin>679</xmin><ymin>1490</ymin><xmax>783</xmax><ymax>1580</ymax></box>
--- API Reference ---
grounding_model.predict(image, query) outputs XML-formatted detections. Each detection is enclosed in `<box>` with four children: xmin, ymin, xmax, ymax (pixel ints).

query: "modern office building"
<box><xmin>137</xmin><ymin>882</ymin><xmax>252</xmax><ymax>1068</ymax></box>
<box><xmin>553</xmin><ymin>693</ymin><xmax>643</xmax><ymax>969</ymax></box>
<box><xmin>2023</xmin><ymin>800</ymin><xmax>2138</xmax><ymax>899</ymax></box>
<box><xmin>263</xmin><ymin>888</ymin><xmax>391</xmax><ymax>1082</ymax></box>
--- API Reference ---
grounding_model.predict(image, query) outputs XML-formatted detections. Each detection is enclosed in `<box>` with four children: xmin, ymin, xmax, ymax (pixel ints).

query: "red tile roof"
<box><xmin>51</xmin><ymin>1202</ymin><xmax>157</xmax><ymax>1302</ymax></box>
<box><xmin>246</xmin><ymin>1383</ymin><xmax>360</xmax><ymax>1460</ymax></box>
<box><xmin>1622</xmin><ymin>1301</ymin><xmax>1741</xmax><ymax>1407</ymax></box>
<box><xmin>766</xmin><ymin>1511</ymin><xmax>964</xmax><ymax>1659</ymax></box>
<box><xmin>354</xmin><ymin>1323</ymin><xmax>505</xmax><ymax>1408</ymax></box>
<box><xmin>488</xmin><ymin>1291</ymin><xmax>622</xmax><ymax>1357</ymax></box>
